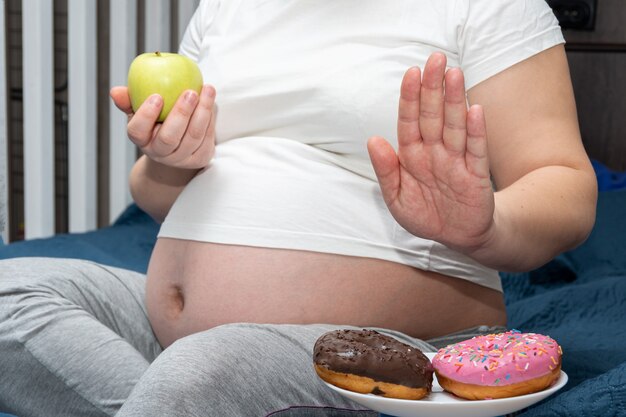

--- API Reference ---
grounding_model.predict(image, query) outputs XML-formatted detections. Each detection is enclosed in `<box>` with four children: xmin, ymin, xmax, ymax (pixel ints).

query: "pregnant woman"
<box><xmin>0</xmin><ymin>1</ymin><xmax>596</xmax><ymax>416</ymax></box>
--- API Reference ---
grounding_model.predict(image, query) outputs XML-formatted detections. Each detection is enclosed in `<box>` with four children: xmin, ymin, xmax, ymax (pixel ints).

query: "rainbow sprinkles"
<box><xmin>432</xmin><ymin>330</ymin><xmax>562</xmax><ymax>387</ymax></box>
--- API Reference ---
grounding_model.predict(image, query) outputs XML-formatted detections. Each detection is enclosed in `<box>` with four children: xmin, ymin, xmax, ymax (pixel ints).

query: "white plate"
<box><xmin>323</xmin><ymin>353</ymin><xmax>568</xmax><ymax>417</ymax></box>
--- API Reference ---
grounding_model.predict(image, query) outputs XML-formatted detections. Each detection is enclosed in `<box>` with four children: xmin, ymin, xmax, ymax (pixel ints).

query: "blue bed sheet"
<box><xmin>0</xmin><ymin>204</ymin><xmax>158</xmax><ymax>272</ymax></box>
<box><xmin>1</xmin><ymin>178</ymin><xmax>625</xmax><ymax>416</ymax></box>
<box><xmin>500</xmin><ymin>188</ymin><xmax>626</xmax><ymax>416</ymax></box>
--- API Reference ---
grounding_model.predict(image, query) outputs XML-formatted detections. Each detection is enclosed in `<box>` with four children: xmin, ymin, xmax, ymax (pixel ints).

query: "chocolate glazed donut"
<box><xmin>313</xmin><ymin>329</ymin><xmax>433</xmax><ymax>400</ymax></box>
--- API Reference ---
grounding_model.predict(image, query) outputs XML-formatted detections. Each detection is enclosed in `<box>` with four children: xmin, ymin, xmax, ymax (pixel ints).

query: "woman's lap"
<box><xmin>0</xmin><ymin>257</ymin><xmax>160</xmax><ymax>417</ymax></box>
<box><xmin>0</xmin><ymin>257</ymin><xmax>505</xmax><ymax>417</ymax></box>
<box><xmin>117</xmin><ymin>323</ymin><xmax>380</xmax><ymax>416</ymax></box>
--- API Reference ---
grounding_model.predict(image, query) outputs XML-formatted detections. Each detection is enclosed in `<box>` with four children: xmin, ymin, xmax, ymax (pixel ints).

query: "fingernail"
<box><xmin>184</xmin><ymin>90</ymin><xmax>198</xmax><ymax>105</ymax></box>
<box><xmin>202</xmin><ymin>85</ymin><xmax>216</xmax><ymax>100</ymax></box>
<box><xmin>149</xmin><ymin>94</ymin><xmax>162</xmax><ymax>106</ymax></box>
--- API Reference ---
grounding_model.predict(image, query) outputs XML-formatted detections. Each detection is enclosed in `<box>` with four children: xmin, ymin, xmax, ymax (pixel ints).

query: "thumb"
<box><xmin>110</xmin><ymin>86</ymin><xmax>134</xmax><ymax>115</ymax></box>
<box><xmin>367</xmin><ymin>136</ymin><xmax>400</xmax><ymax>206</ymax></box>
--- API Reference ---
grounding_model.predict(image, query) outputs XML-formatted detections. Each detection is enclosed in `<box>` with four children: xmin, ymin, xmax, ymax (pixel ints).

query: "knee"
<box><xmin>0</xmin><ymin>257</ymin><xmax>78</xmax><ymax>286</ymax></box>
<box><xmin>0</xmin><ymin>258</ymin><xmax>52</xmax><ymax>315</ymax></box>
<box><xmin>0</xmin><ymin>257</ymin><xmax>111</xmax><ymax>296</ymax></box>
<box><xmin>121</xmin><ymin>324</ymin><xmax>271</xmax><ymax>412</ymax></box>
<box><xmin>144</xmin><ymin>323</ymin><xmax>304</xmax><ymax>391</ymax></box>
<box><xmin>119</xmin><ymin>324</ymin><xmax>358</xmax><ymax>416</ymax></box>
<box><xmin>0</xmin><ymin>258</ymin><xmax>71</xmax><ymax>304</ymax></box>
<box><xmin>158</xmin><ymin>324</ymin><xmax>272</xmax><ymax>379</ymax></box>
<box><xmin>0</xmin><ymin>257</ymin><xmax>33</xmax><ymax>285</ymax></box>
<box><xmin>0</xmin><ymin>257</ymin><xmax>105</xmax><ymax>325</ymax></box>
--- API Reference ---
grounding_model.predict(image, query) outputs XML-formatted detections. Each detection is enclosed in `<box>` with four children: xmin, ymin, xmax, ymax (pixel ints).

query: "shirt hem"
<box><xmin>158</xmin><ymin>222</ymin><xmax>503</xmax><ymax>292</ymax></box>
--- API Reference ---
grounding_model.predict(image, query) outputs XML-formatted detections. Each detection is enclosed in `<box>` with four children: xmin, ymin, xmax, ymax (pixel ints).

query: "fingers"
<box><xmin>466</xmin><ymin>105</ymin><xmax>490</xmax><ymax>178</ymax></box>
<box><xmin>419</xmin><ymin>53</ymin><xmax>446</xmax><ymax>144</ymax></box>
<box><xmin>126</xmin><ymin>94</ymin><xmax>164</xmax><ymax>147</ymax></box>
<box><xmin>401</xmin><ymin>53</ymin><xmax>470</xmax><ymax>156</ymax></box>
<box><xmin>122</xmin><ymin>84</ymin><xmax>216</xmax><ymax>169</ymax></box>
<box><xmin>184</xmin><ymin>106</ymin><xmax>217</xmax><ymax>168</ymax></box>
<box><xmin>198</xmin><ymin>101</ymin><xmax>218</xmax><ymax>163</ymax></box>
<box><xmin>397</xmin><ymin>67</ymin><xmax>422</xmax><ymax>149</ymax></box>
<box><xmin>149</xmin><ymin>89</ymin><xmax>200</xmax><ymax>157</ymax></box>
<box><xmin>367</xmin><ymin>136</ymin><xmax>400</xmax><ymax>206</ymax></box>
<box><xmin>443</xmin><ymin>68</ymin><xmax>468</xmax><ymax>154</ymax></box>
<box><xmin>165</xmin><ymin>85</ymin><xmax>217</xmax><ymax>166</ymax></box>
<box><xmin>186</xmin><ymin>85</ymin><xmax>217</xmax><ymax>156</ymax></box>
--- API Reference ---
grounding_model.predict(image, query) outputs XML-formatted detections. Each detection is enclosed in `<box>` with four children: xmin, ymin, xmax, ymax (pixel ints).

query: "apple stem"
<box><xmin>155</xmin><ymin>51</ymin><xmax>161</xmax><ymax>57</ymax></box>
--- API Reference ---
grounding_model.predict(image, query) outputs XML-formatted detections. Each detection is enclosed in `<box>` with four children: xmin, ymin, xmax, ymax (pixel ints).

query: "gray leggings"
<box><xmin>0</xmin><ymin>257</ymin><xmax>504</xmax><ymax>417</ymax></box>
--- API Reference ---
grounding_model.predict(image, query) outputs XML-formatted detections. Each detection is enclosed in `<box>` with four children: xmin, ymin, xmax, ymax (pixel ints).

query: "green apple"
<box><xmin>127</xmin><ymin>51</ymin><xmax>203</xmax><ymax>122</ymax></box>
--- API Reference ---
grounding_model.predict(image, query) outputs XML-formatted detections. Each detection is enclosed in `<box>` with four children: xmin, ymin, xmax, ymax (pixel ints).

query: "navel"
<box><xmin>165</xmin><ymin>284</ymin><xmax>185</xmax><ymax>319</ymax></box>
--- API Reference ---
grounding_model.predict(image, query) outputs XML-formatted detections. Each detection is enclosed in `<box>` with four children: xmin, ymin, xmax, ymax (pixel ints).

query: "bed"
<box><xmin>1</xmin><ymin>163</ymin><xmax>625</xmax><ymax>417</ymax></box>
<box><xmin>3</xmin><ymin>0</ymin><xmax>625</xmax><ymax>415</ymax></box>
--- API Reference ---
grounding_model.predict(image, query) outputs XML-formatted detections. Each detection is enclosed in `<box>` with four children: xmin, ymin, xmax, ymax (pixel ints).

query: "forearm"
<box><xmin>129</xmin><ymin>155</ymin><xmax>201</xmax><ymax>223</ymax></box>
<box><xmin>467</xmin><ymin>165</ymin><xmax>598</xmax><ymax>272</ymax></box>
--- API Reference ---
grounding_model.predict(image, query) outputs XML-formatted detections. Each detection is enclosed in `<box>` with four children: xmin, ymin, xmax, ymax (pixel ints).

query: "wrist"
<box><xmin>458</xmin><ymin>202</ymin><xmax>515</xmax><ymax>271</ymax></box>
<box><xmin>139</xmin><ymin>155</ymin><xmax>201</xmax><ymax>187</ymax></box>
<box><xmin>129</xmin><ymin>155</ymin><xmax>201</xmax><ymax>223</ymax></box>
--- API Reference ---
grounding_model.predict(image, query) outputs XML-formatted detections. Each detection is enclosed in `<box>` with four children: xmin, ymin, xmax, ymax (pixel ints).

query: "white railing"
<box><xmin>1</xmin><ymin>0</ymin><xmax>199</xmax><ymax>242</ymax></box>
<box><xmin>68</xmin><ymin>0</ymin><xmax>98</xmax><ymax>234</ymax></box>
<box><xmin>22</xmin><ymin>0</ymin><xmax>56</xmax><ymax>240</ymax></box>
<box><xmin>108</xmin><ymin>0</ymin><xmax>139</xmax><ymax>234</ymax></box>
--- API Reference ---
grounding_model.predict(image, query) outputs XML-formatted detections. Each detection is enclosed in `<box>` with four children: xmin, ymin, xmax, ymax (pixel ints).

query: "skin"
<box><xmin>367</xmin><ymin>47</ymin><xmax>597</xmax><ymax>271</ymax></box>
<box><xmin>111</xmin><ymin>45</ymin><xmax>596</xmax><ymax>348</ymax></box>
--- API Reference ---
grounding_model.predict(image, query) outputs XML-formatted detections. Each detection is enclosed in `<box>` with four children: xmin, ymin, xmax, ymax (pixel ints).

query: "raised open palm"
<box><xmin>367</xmin><ymin>53</ymin><xmax>496</xmax><ymax>252</ymax></box>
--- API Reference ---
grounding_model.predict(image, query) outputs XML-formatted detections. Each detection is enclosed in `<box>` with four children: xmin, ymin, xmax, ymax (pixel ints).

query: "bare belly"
<box><xmin>146</xmin><ymin>238</ymin><xmax>507</xmax><ymax>347</ymax></box>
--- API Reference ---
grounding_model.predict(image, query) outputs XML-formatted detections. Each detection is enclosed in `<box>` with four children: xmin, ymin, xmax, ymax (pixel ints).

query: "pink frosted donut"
<box><xmin>432</xmin><ymin>330</ymin><xmax>562</xmax><ymax>400</ymax></box>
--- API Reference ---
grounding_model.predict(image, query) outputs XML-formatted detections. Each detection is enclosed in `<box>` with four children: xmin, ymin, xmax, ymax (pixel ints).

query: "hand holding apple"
<box><xmin>127</xmin><ymin>51</ymin><xmax>203</xmax><ymax>122</ymax></box>
<box><xmin>111</xmin><ymin>51</ymin><xmax>216</xmax><ymax>171</ymax></box>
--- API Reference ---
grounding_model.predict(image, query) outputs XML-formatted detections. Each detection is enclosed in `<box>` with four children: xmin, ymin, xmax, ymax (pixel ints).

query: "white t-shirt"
<box><xmin>159</xmin><ymin>0</ymin><xmax>564</xmax><ymax>291</ymax></box>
